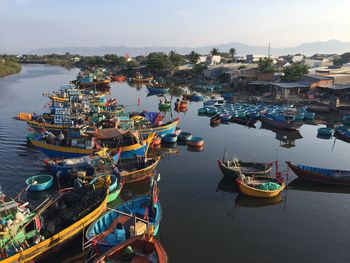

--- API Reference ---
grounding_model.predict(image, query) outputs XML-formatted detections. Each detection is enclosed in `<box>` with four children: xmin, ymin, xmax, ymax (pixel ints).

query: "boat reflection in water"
<box><xmin>288</xmin><ymin>178</ymin><xmax>350</xmax><ymax>194</ymax></box>
<box><xmin>260</xmin><ymin>123</ymin><xmax>303</xmax><ymax>148</ymax></box>
<box><xmin>234</xmin><ymin>194</ymin><xmax>283</xmax><ymax>208</ymax></box>
<box><xmin>216</xmin><ymin>175</ymin><xmax>238</xmax><ymax>194</ymax></box>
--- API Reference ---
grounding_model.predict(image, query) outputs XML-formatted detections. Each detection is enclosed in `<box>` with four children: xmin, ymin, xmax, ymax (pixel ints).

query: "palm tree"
<box><xmin>188</xmin><ymin>51</ymin><xmax>200</xmax><ymax>64</ymax></box>
<box><xmin>210</xmin><ymin>48</ymin><xmax>220</xmax><ymax>56</ymax></box>
<box><xmin>229</xmin><ymin>48</ymin><xmax>236</xmax><ymax>62</ymax></box>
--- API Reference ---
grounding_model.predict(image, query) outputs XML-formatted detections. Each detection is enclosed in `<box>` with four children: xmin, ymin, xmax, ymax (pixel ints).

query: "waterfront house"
<box><xmin>206</xmin><ymin>55</ymin><xmax>221</xmax><ymax>65</ymax></box>
<box><xmin>292</xmin><ymin>55</ymin><xmax>304</xmax><ymax>63</ymax></box>
<box><xmin>272</xmin><ymin>82</ymin><xmax>310</xmax><ymax>99</ymax></box>
<box><xmin>246</xmin><ymin>54</ymin><xmax>268</xmax><ymax>63</ymax></box>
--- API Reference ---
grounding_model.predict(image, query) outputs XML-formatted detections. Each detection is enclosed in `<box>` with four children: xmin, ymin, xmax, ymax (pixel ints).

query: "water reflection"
<box><xmin>288</xmin><ymin>178</ymin><xmax>350</xmax><ymax>194</ymax></box>
<box><xmin>234</xmin><ymin>194</ymin><xmax>283</xmax><ymax>208</ymax></box>
<box><xmin>216</xmin><ymin>175</ymin><xmax>237</xmax><ymax>194</ymax></box>
<box><xmin>260</xmin><ymin>123</ymin><xmax>303</xmax><ymax>148</ymax></box>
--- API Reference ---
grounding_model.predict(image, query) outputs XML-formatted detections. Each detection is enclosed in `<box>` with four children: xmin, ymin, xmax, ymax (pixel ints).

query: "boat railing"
<box><xmin>82</xmin><ymin>207</ymin><xmax>152</xmax><ymax>252</ymax></box>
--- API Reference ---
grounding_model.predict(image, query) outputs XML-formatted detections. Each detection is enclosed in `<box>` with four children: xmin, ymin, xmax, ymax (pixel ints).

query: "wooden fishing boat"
<box><xmin>162</xmin><ymin>134</ymin><xmax>178</xmax><ymax>143</ymax></box>
<box><xmin>88</xmin><ymin>175</ymin><xmax>124</xmax><ymax>203</ymax></box>
<box><xmin>230</xmin><ymin>116</ymin><xmax>257</xmax><ymax>127</ymax></box>
<box><xmin>26</xmin><ymin>120</ymin><xmax>70</xmax><ymax>132</ymax></box>
<box><xmin>77</xmin><ymin>79</ymin><xmax>111</xmax><ymax>89</ymax></box>
<box><xmin>187</xmin><ymin>136</ymin><xmax>204</xmax><ymax>147</ymax></box>
<box><xmin>217</xmin><ymin>160</ymin><xmax>273</xmax><ymax>179</ymax></box>
<box><xmin>0</xmin><ymin>185</ymin><xmax>108</xmax><ymax>262</ymax></box>
<box><xmin>111</xmin><ymin>75</ymin><xmax>126</xmax><ymax>82</ymax></box>
<box><xmin>48</xmin><ymin>95</ymin><xmax>69</xmax><ymax>103</ymax></box>
<box><xmin>317</xmin><ymin>127</ymin><xmax>333</xmax><ymax>137</ymax></box>
<box><xmin>286</xmin><ymin>161</ymin><xmax>350</xmax><ymax>185</ymax></box>
<box><xmin>131</xmin><ymin>76</ymin><xmax>154</xmax><ymax>83</ymax></box>
<box><xmin>147</xmin><ymin>86</ymin><xmax>168</xmax><ymax>93</ymax></box>
<box><xmin>260</xmin><ymin>113</ymin><xmax>302</xmax><ymax>130</ymax></box>
<box><xmin>135</xmin><ymin>118</ymin><xmax>179</xmax><ymax>137</ymax></box>
<box><xmin>78</xmin><ymin>155</ymin><xmax>160</xmax><ymax>184</ymax></box>
<box><xmin>15</xmin><ymin>112</ymin><xmax>32</xmax><ymax>121</ymax></box>
<box><xmin>178</xmin><ymin>132</ymin><xmax>192</xmax><ymax>142</ymax></box>
<box><xmin>86</xmin><ymin>185</ymin><xmax>161</xmax><ymax>253</ymax></box>
<box><xmin>210</xmin><ymin>114</ymin><xmax>221</xmax><ymax>125</ymax></box>
<box><xmin>25</xmin><ymin>174</ymin><xmax>53</xmax><ymax>191</ymax></box>
<box><xmin>236</xmin><ymin>175</ymin><xmax>285</xmax><ymax>198</ymax></box>
<box><xmin>342</xmin><ymin>115</ymin><xmax>350</xmax><ymax>126</ymax></box>
<box><xmin>28</xmin><ymin>132</ymin><xmax>155</xmax><ymax>159</ymax></box>
<box><xmin>93</xmin><ymin>235</ymin><xmax>168</xmax><ymax>263</ymax></box>
<box><xmin>334</xmin><ymin>128</ymin><xmax>350</xmax><ymax>143</ymax></box>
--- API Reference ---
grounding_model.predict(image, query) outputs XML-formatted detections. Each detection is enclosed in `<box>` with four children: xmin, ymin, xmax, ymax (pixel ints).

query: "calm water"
<box><xmin>1</xmin><ymin>64</ymin><xmax>350</xmax><ymax>263</ymax></box>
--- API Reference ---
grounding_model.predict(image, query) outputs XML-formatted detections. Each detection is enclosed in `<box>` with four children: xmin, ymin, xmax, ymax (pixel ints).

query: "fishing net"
<box><xmin>255</xmin><ymin>182</ymin><xmax>281</xmax><ymax>190</ymax></box>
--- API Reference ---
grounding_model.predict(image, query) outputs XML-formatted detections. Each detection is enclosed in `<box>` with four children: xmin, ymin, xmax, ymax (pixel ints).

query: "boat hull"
<box><xmin>2</xmin><ymin>191</ymin><xmax>108</xmax><ymax>263</ymax></box>
<box><xmin>29</xmin><ymin>133</ymin><xmax>154</xmax><ymax>159</ymax></box>
<box><xmin>217</xmin><ymin>160</ymin><xmax>272</xmax><ymax>179</ymax></box>
<box><xmin>139</xmin><ymin>118</ymin><xmax>179</xmax><ymax>137</ymax></box>
<box><xmin>236</xmin><ymin>179</ymin><xmax>285</xmax><ymax>198</ymax></box>
<box><xmin>286</xmin><ymin>161</ymin><xmax>350</xmax><ymax>185</ymax></box>
<box><xmin>260</xmin><ymin>116</ymin><xmax>301</xmax><ymax>130</ymax></box>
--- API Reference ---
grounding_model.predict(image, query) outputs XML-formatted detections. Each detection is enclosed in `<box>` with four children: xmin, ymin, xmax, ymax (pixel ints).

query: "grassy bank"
<box><xmin>0</xmin><ymin>59</ymin><xmax>22</xmax><ymax>77</ymax></box>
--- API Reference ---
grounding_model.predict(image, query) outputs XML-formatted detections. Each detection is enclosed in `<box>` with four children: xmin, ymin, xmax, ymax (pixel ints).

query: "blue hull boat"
<box><xmin>86</xmin><ymin>195</ymin><xmax>162</xmax><ymax>253</ymax></box>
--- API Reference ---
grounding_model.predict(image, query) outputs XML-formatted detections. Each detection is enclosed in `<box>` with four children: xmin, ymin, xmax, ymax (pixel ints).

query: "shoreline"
<box><xmin>0</xmin><ymin>60</ymin><xmax>22</xmax><ymax>78</ymax></box>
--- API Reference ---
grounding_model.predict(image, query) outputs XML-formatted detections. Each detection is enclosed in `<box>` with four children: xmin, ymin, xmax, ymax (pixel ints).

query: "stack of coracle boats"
<box><xmin>9</xmin><ymin>72</ymin><xmax>176</xmax><ymax>262</ymax></box>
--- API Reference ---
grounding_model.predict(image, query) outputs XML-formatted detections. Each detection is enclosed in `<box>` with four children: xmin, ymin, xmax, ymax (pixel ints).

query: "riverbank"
<box><xmin>0</xmin><ymin>59</ymin><xmax>22</xmax><ymax>77</ymax></box>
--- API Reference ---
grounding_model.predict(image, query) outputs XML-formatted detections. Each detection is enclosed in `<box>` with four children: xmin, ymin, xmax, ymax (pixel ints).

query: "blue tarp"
<box><xmin>142</xmin><ymin>112</ymin><xmax>159</xmax><ymax>126</ymax></box>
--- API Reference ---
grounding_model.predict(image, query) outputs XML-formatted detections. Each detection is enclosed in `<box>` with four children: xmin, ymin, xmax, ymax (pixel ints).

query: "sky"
<box><xmin>0</xmin><ymin>0</ymin><xmax>350</xmax><ymax>53</ymax></box>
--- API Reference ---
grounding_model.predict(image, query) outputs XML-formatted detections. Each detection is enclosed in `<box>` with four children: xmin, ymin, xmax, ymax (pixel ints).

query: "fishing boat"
<box><xmin>162</xmin><ymin>134</ymin><xmax>178</xmax><ymax>143</ymax></box>
<box><xmin>342</xmin><ymin>115</ymin><xmax>350</xmax><ymax>126</ymax></box>
<box><xmin>0</xmin><ymin>185</ymin><xmax>108</xmax><ymax>262</ymax></box>
<box><xmin>187</xmin><ymin>137</ymin><xmax>204</xmax><ymax>147</ymax></box>
<box><xmin>303</xmin><ymin>112</ymin><xmax>316</xmax><ymax>121</ymax></box>
<box><xmin>25</xmin><ymin>174</ymin><xmax>53</xmax><ymax>191</ymax></box>
<box><xmin>236</xmin><ymin>175</ymin><xmax>285</xmax><ymax>198</ymax></box>
<box><xmin>178</xmin><ymin>132</ymin><xmax>192</xmax><ymax>142</ymax></box>
<box><xmin>230</xmin><ymin>115</ymin><xmax>257</xmax><ymax>127</ymax></box>
<box><xmin>317</xmin><ymin>127</ymin><xmax>333</xmax><ymax>137</ymax></box>
<box><xmin>131</xmin><ymin>76</ymin><xmax>154</xmax><ymax>83</ymax></box>
<box><xmin>44</xmin><ymin>155</ymin><xmax>97</xmax><ymax>178</ymax></box>
<box><xmin>210</xmin><ymin>114</ymin><xmax>221</xmax><ymax>125</ymax></box>
<box><xmin>77</xmin><ymin>79</ymin><xmax>111</xmax><ymax>89</ymax></box>
<box><xmin>118</xmin><ymin>155</ymin><xmax>161</xmax><ymax>184</ymax></box>
<box><xmin>286</xmin><ymin>161</ymin><xmax>350</xmax><ymax>185</ymax></box>
<box><xmin>86</xmin><ymin>182</ymin><xmax>161</xmax><ymax>253</ymax></box>
<box><xmin>88</xmin><ymin>174</ymin><xmax>124</xmax><ymax>203</ymax></box>
<box><xmin>260</xmin><ymin>113</ymin><xmax>302</xmax><ymax>130</ymax></box>
<box><xmin>0</xmin><ymin>193</ymin><xmax>20</xmax><ymax>213</ymax></box>
<box><xmin>334</xmin><ymin>126</ymin><xmax>350</xmax><ymax>143</ymax></box>
<box><xmin>147</xmin><ymin>86</ymin><xmax>169</xmax><ymax>93</ymax></box>
<box><xmin>111</xmin><ymin>75</ymin><xmax>126</xmax><ymax>82</ymax></box>
<box><xmin>190</xmin><ymin>94</ymin><xmax>204</xmax><ymax>102</ymax></box>
<box><xmin>93</xmin><ymin>235</ymin><xmax>168</xmax><ymax>263</ymax></box>
<box><xmin>28</xmin><ymin>131</ymin><xmax>155</xmax><ymax>159</ymax></box>
<box><xmin>134</xmin><ymin>117</ymin><xmax>179</xmax><ymax>137</ymax></box>
<box><xmin>217</xmin><ymin>159</ymin><xmax>272</xmax><ymax>179</ymax></box>
<box><xmin>198</xmin><ymin>108</ymin><xmax>207</xmax><ymax>115</ymax></box>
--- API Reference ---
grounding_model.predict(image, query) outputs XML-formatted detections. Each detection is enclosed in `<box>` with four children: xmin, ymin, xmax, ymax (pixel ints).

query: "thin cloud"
<box><xmin>175</xmin><ymin>10</ymin><xmax>188</xmax><ymax>16</ymax></box>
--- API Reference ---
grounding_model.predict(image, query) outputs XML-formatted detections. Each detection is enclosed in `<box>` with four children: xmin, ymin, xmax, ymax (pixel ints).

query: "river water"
<box><xmin>0</xmin><ymin>64</ymin><xmax>350</xmax><ymax>263</ymax></box>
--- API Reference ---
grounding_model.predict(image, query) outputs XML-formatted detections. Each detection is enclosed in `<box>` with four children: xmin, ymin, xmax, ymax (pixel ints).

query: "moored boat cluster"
<box><xmin>2</xmin><ymin>69</ymin><xmax>216</xmax><ymax>262</ymax></box>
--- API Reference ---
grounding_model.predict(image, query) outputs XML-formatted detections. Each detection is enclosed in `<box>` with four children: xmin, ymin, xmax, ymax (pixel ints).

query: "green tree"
<box><xmin>145</xmin><ymin>52</ymin><xmax>174</xmax><ymax>71</ymax></box>
<box><xmin>210</xmin><ymin>48</ymin><xmax>220</xmax><ymax>56</ymax></box>
<box><xmin>282</xmin><ymin>63</ymin><xmax>309</xmax><ymax>81</ymax></box>
<box><xmin>126</xmin><ymin>60</ymin><xmax>139</xmax><ymax>69</ymax></box>
<box><xmin>187</xmin><ymin>51</ymin><xmax>200</xmax><ymax>64</ymax></box>
<box><xmin>229</xmin><ymin>48</ymin><xmax>236</xmax><ymax>62</ymax></box>
<box><xmin>168</xmin><ymin>50</ymin><xmax>186</xmax><ymax>67</ymax></box>
<box><xmin>258</xmin><ymin>58</ymin><xmax>275</xmax><ymax>73</ymax></box>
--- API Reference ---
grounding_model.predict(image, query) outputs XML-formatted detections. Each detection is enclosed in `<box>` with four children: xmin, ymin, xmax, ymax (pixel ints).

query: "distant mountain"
<box><xmin>29</xmin><ymin>39</ymin><xmax>350</xmax><ymax>57</ymax></box>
